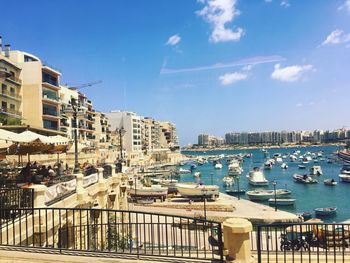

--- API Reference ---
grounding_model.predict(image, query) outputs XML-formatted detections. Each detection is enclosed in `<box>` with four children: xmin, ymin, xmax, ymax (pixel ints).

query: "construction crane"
<box><xmin>67</xmin><ymin>80</ymin><xmax>102</xmax><ymax>90</ymax></box>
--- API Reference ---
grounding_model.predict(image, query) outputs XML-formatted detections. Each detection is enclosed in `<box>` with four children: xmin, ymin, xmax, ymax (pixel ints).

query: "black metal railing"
<box><xmin>252</xmin><ymin>223</ymin><xmax>350</xmax><ymax>263</ymax></box>
<box><xmin>0</xmin><ymin>188</ymin><xmax>34</xmax><ymax>224</ymax></box>
<box><xmin>0</xmin><ymin>208</ymin><xmax>223</xmax><ymax>261</ymax></box>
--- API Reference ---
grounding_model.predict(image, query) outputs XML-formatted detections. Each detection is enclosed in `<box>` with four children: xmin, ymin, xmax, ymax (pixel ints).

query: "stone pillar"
<box><xmin>97</xmin><ymin>167</ymin><xmax>105</xmax><ymax>182</ymax></box>
<box><xmin>110</xmin><ymin>164</ymin><xmax>116</xmax><ymax>177</ymax></box>
<box><xmin>223</xmin><ymin>218</ymin><xmax>254</xmax><ymax>263</ymax></box>
<box><xmin>28</xmin><ymin>184</ymin><xmax>47</xmax><ymax>208</ymax></box>
<box><xmin>75</xmin><ymin>173</ymin><xmax>89</xmax><ymax>205</ymax></box>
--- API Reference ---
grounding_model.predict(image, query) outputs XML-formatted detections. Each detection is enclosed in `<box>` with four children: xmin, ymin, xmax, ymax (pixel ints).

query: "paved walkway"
<box><xmin>130</xmin><ymin>193</ymin><xmax>300</xmax><ymax>224</ymax></box>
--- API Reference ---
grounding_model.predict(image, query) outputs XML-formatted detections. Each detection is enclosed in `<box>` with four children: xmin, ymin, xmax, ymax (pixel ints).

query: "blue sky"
<box><xmin>2</xmin><ymin>0</ymin><xmax>350</xmax><ymax>145</ymax></box>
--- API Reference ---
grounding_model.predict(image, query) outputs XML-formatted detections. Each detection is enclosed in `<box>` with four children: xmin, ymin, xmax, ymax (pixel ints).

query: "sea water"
<box><xmin>181</xmin><ymin>145</ymin><xmax>349</xmax><ymax>222</ymax></box>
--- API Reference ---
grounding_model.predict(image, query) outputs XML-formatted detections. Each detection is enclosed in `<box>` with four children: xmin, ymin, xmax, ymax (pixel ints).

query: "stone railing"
<box><xmin>82</xmin><ymin>173</ymin><xmax>98</xmax><ymax>188</ymax></box>
<box><xmin>44</xmin><ymin>178</ymin><xmax>77</xmax><ymax>205</ymax></box>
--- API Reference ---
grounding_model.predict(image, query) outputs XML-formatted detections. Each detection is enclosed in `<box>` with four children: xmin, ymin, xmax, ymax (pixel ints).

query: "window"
<box><xmin>1</xmin><ymin>101</ymin><xmax>7</xmax><ymax>110</ymax></box>
<box><xmin>24</xmin><ymin>55</ymin><xmax>38</xmax><ymax>62</ymax></box>
<box><xmin>42</xmin><ymin>72</ymin><xmax>58</xmax><ymax>86</ymax></box>
<box><xmin>10</xmin><ymin>87</ymin><xmax>15</xmax><ymax>95</ymax></box>
<box><xmin>10</xmin><ymin>104</ymin><xmax>15</xmax><ymax>110</ymax></box>
<box><xmin>1</xmin><ymin>84</ymin><xmax>7</xmax><ymax>93</ymax></box>
<box><xmin>43</xmin><ymin>120</ymin><xmax>58</xmax><ymax>130</ymax></box>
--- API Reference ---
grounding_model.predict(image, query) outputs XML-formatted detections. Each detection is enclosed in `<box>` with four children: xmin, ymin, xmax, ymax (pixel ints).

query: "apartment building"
<box><xmin>159</xmin><ymin>121</ymin><xmax>179</xmax><ymax>150</ymax></box>
<box><xmin>93</xmin><ymin>112</ymin><xmax>111</xmax><ymax>146</ymax></box>
<box><xmin>0</xmin><ymin>41</ymin><xmax>22</xmax><ymax>125</ymax></box>
<box><xmin>7</xmin><ymin>47</ymin><xmax>62</xmax><ymax>133</ymax></box>
<box><xmin>106</xmin><ymin>110</ymin><xmax>142</xmax><ymax>153</ymax></box>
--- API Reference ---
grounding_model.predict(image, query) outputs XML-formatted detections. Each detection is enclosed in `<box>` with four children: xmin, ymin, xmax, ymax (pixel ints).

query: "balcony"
<box><xmin>42</xmin><ymin>93</ymin><xmax>60</xmax><ymax>104</ymax></box>
<box><xmin>6</xmin><ymin>75</ymin><xmax>22</xmax><ymax>85</ymax></box>
<box><xmin>0</xmin><ymin>107</ymin><xmax>22</xmax><ymax>118</ymax></box>
<box><xmin>43</xmin><ymin>109</ymin><xmax>58</xmax><ymax>117</ymax></box>
<box><xmin>1</xmin><ymin>91</ymin><xmax>21</xmax><ymax>101</ymax></box>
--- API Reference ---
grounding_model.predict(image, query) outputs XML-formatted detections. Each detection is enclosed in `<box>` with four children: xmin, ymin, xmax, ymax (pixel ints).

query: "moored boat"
<box><xmin>314</xmin><ymin>207</ymin><xmax>337</xmax><ymax>217</ymax></box>
<box><xmin>178</xmin><ymin>168</ymin><xmax>191</xmax><ymax>174</ymax></box>
<box><xmin>225</xmin><ymin>189</ymin><xmax>246</xmax><ymax>196</ymax></box>
<box><xmin>176</xmin><ymin>183</ymin><xmax>219</xmax><ymax>198</ymax></box>
<box><xmin>268</xmin><ymin>198</ymin><xmax>296</xmax><ymax>206</ymax></box>
<box><xmin>310</xmin><ymin>165</ymin><xmax>323</xmax><ymax>176</ymax></box>
<box><xmin>223</xmin><ymin>176</ymin><xmax>234</xmax><ymax>187</ymax></box>
<box><xmin>339</xmin><ymin>165</ymin><xmax>350</xmax><ymax>182</ymax></box>
<box><xmin>281</xmin><ymin>163</ymin><xmax>288</xmax><ymax>169</ymax></box>
<box><xmin>298</xmin><ymin>165</ymin><xmax>306</xmax><ymax>169</ymax></box>
<box><xmin>248</xmin><ymin>167</ymin><xmax>269</xmax><ymax>186</ymax></box>
<box><xmin>293</xmin><ymin>174</ymin><xmax>318</xmax><ymax>184</ymax></box>
<box><xmin>228</xmin><ymin>160</ymin><xmax>243</xmax><ymax>176</ymax></box>
<box><xmin>324</xmin><ymin>179</ymin><xmax>337</xmax><ymax>186</ymax></box>
<box><xmin>246</xmin><ymin>189</ymin><xmax>291</xmax><ymax>201</ymax></box>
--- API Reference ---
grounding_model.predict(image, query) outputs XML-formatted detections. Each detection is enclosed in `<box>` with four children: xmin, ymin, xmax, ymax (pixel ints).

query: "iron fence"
<box><xmin>0</xmin><ymin>188</ymin><xmax>34</xmax><ymax>224</ymax></box>
<box><xmin>0</xmin><ymin>208</ymin><xmax>223</xmax><ymax>261</ymax></box>
<box><xmin>252</xmin><ymin>223</ymin><xmax>350</xmax><ymax>263</ymax></box>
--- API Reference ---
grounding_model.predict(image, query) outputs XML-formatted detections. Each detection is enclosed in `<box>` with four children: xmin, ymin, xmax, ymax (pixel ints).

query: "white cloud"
<box><xmin>338</xmin><ymin>0</ymin><xmax>350</xmax><ymax>12</ymax></box>
<box><xmin>322</xmin><ymin>29</ymin><xmax>350</xmax><ymax>46</ymax></box>
<box><xmin>242</xmin><ymin>64</ymin><xmax>252</xmax><ymax>71</ymax></box>
<box><xmin>166</xmin><ymin>34</ymin><xmax>181</xmax><ymax>46</ymax></box>
<box><xmin>197</xmin><ymin>0</ymin><xmax>244</xmax><ymax>43</ymax></box>
<box><xmin>280</xmin><ymin>0</ymin><xmax>290</xmax><ymax>8</ymax></box>
<box><xmin>219</xmin><ymin>72</ymin><xmax>248</xmax><ymax>85</ymax></box>
<box><xmin>271</xmin><ymin>64</ymin><xmax>313</xmax><ymax>82</ymax></box>
<box><xmin>160</xmin><ymin>55</ymin><xmax>285</xmax><ymax>74</ymax></box>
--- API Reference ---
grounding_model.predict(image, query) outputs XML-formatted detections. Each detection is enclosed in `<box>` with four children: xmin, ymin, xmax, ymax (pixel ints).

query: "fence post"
<box><xmin>97</xmin><ymin>167</ymin><xmax>105</xmax><ymax>182</ymax></box>
<box><xmin>223</xmin><ymin>218</ymin><xmax>254</xmax><ymax>263</ymax></box>
<box><xmin>28</xmin><ymin>184</ymin><xmax>47</xmax><ymax>208</ymax></box>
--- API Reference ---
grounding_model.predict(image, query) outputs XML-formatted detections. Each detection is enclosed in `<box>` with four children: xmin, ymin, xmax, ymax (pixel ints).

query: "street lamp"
<box><xmin>272</xmin><ymin>180</ymin><xmax>277</xmax><ymax>211</ymax></box>
<box><xmin>116</xmin><ymin>127</ymin><xmax>126</xmax><ymax>172</ymax></box>
<box><xmin>64</xmin><ymin>102</ymin><xmax>84</xmax><ymax>173</ymax></box>
<box><xmin>201</xmin><ymin>188</ymin><xmax>208</xmax><ymax>220</ymax></box>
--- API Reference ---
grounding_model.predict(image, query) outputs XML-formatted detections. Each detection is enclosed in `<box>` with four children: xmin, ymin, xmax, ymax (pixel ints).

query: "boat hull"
<box><xmin>268</xmin><ymin>198</ymin><xmax>296</xmax><ymax>206</ymax></box>
<box><xmin>176</xmin><ymin>184</ymin><xmax>219</xmax><ymax>198</ymax></box>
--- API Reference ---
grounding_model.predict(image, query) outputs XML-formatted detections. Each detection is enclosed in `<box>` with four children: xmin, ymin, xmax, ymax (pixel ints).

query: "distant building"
<box><xmin>198</xmin><ymin>134</ymin><xmax>209</xmax><ymax>145</ymax></box>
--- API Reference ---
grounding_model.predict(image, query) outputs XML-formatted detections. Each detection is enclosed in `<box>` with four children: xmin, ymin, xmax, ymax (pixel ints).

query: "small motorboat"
<box><xmin>281</xmin><ymin>163</ymin><xmax>288</xmax><ymax>169</ymax></box>
<box><xmin>215</xmin><ymin>163</ymin><xmax>223</xmax><ymax>169</ymax></box>
<box><xmin>222</xmin><ymin>176</ymin><xmax>234</xmax><ymax>187</ymax></box>
<box><xmin>298</xmin><ymin>165</ymin><xmax>306</xmax><ymax>169</ymax></box>
<box><xmin>194</xmin><ymin>171</ymin><xmax>201</xmax><ymax>177</ymax></box>
<box><xmin>339</xmin><ymin>165</ymin><xmax>350</xmax><ymax>182</ymax></box>
<box><xmin>246</xmin><ymin>189</ymin><xmax>291</xmax><ymax>201</ymax></box>
<box><xmin>293</xmin><ymin>174</ymin><xmax>318</xmax><ymax>184</ymax></box>
<box><xmin>301</xmin><ymin>212</ymin><xmax>312</xmax><ymax>221</ymax></box>
<box><xmin>268</xmin><ymin>198</ymin><xmax>296</xmax><ymax>206</ymax></box>
<box><xmin>314</xmin><ymin>207</ymin><xmax>337</xmax><ymax>217</ymax></box>
<box><xmin>176</xmin><ymin>183</ymin><xmax>219</xmax><ymax>198</ymax></box>
<box><xmin>264</xmin><ymin>161</ymin><xmax>273</xmax><ymax>170</ymax></box>
<box><xmin>310</xmin><ymin>166</ymin><xmax>323</xmax><ymax>176</ymax></box>
<box><xmin>178</xmin><ymin>168</ymin><xmax>191</xmax><ymax>174</ymax></box>
<box><xmin>324</xmin><ymin>179</ymin><xmax>337</xmax><ymax>186</ymax></box>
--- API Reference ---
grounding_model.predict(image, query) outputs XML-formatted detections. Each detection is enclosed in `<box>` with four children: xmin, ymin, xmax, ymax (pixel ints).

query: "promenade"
<box><xmin>129</xmin><ymin>193</ymin><xmax>300</xmax><ymax>224</ymax></box>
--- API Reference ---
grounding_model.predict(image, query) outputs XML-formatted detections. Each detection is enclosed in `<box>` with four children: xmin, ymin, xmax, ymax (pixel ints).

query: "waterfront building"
<box><xmin>59</xmin><ymin>85</ymin><xmax>78</xmax><ymax>138</ymax></box>
<box><xmin>198</xmin><ymin>133</ymin><xmax>209</xmax><ymax>145</ymax></box>
<box><xmin>8</xmin><ymin>48</ymin><xmax>62</xmax><ymax>132</ymax></box>
<box><xmin>0</xmin><ymin>41</ymin><xmax>22</xmax><ymax>125</ymax></box>
<box><xmin>93</xmin><ymin>111</ymin><xmax>111</xmax><ymax>146</ymax></box>
<box><xmin>106</xmin><ymin>110</ymin><xmax>143</xmax><ymax>165</ymax></box>
<box><xmin>159</xmin><ymin>121</ymin><xmax>180</xmax><ymax>150</ymax></box>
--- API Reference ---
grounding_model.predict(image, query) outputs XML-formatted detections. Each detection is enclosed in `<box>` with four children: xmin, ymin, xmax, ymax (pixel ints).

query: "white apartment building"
<box><xmin>106</xmin><ymin>111</ymin><xmax>142</xmax><ymax>153</ymax></box>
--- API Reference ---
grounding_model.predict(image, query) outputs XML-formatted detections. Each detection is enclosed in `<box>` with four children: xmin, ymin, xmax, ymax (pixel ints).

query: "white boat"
<box><xmin>246</xmin><ymin>189</ymin><xmax>291</xmax><ymax>201</ymax></box>
<box><xmin>324</xmin><ymin>179</ymin><xmax>337</xmax><ymax>186</ymax></box>
<box><xmin>268</xmin><ymin>198</ymin><xmax>296</xmax><ymax>206</ymax></box>
<box><xmin>290</xmin><ymin>155</ymin><xmax>297</xmax><ymax>162</ymax></box>
<box><xmin>264</xmin><ymin>161</ymin><xmax>273</xmax><ymax>170</ymax></box>
<box><xmin>176</xmin><ymin>183</ymin><xmax>219</xmax><ymax>198</ymax></box>
<box><xmin>215</xmin><ymin>163</ymin><xmax>223</xmax><ymax>169</ymax></box>
<box><xmin>310</xmin><ymin>166</ymin><xmax>322</xmax><ymax>176</ymax></box>
<box><xmin>178</xmin><ymin>168</ymin><xmax>191</xmax><ymax>174</ymax></box>
<box><xmin>129</xmin><ymin>185</ymin><xmax>168</xmax><ymax>197</ymax></box>
<box><xmin>194</xmin><ymin>171</ymin><xmax>201</xmax><ymax>178</ymax></box>
<box><xmin>339</xmin><ymin>165</ymin><xmax>350</xmax><ymax>182</ymax></box>
<box><xmin>223</xmin><ymin>176</ymin><xmax>234</xmax><ymax>187</ymax></box>
<box><xmin>151</xmin><ymin>178</ymin><xmax>178</xmax><ymax>184</ymax></box>
<box><xmin>228</xmin><ymin>161</ymin><xmax>243</xmax><ymax>176</ymax></box>
<box><xmin>281</xmin><ymin>163</ymin><xmax>288</xmax><ymax>169</ymax></box>
<box><xmin>247</xmin><ymin>167</ymin><xmax>269</xmax><ymax>186</ymax></box>
<box><xmin>293</xmin><ymin>174</ymin><xmax>318</xmax><ymax>184</ymax></box>
<box><xmin>275</xmin><ymin>157</ymin><xmax>283</xmax><ymax>163</ymax></box>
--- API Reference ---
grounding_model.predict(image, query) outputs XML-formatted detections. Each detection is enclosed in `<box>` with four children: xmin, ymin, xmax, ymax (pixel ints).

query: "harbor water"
<box><xmin>181</xmin><ymin>145</ymin><xmax>349</xmax><ymax>222</ymax></box>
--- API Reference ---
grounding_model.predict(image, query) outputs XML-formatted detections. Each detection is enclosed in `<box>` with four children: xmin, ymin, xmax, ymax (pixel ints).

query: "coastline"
<box><xmin>181</xmin><ymin>143</ymin><xmax>343</xmax><ymax>153</ymax></box>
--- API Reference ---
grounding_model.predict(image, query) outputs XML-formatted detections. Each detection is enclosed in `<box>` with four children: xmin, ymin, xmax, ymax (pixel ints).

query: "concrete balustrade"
<box><xmin>223</xmin><ymin>218</ymin><xmax>255</xmax><ymax>263</ymax></box>
<box><xmin>28</xmin><ymin>184</ymin><xmax>47</xmax><ymax>208</ymax></box>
